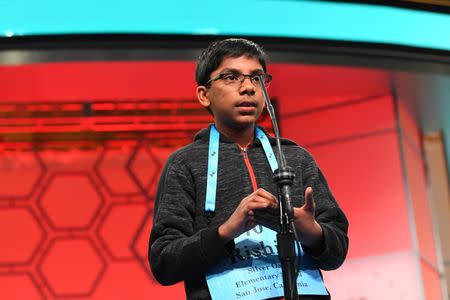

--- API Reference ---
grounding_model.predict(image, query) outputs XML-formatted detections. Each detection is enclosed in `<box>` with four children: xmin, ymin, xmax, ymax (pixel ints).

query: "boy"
<box><xmin>149</xmin><ymin>38</ymin><xmax>348</xmax><ymax>300</ymax></box>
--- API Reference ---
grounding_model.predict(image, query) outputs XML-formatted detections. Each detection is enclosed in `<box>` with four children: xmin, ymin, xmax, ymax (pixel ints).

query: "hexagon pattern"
<box><xmin>137</xmin><ymin>147</ymin><xmax>174</xmax><ymax>198</ymax></box>
<box><xmin>0</xmin><ymin>208</ymin><xmax>44</xmax><ymax>265</ymax></box>
<box><xmin>98</xmin><ymin>203</ymin><xmax>148</xmax><ymax>260</ymax></box>
<box><xmin>0</xmin><ymin>146</ymin><xmax>170</xmax><ymax>299</ymax></box>
<box><xmin>96</xmin><ymin>148</ymin><xmax>142</xmax><ymax>196</ymax></box>
<box><xmin>38</xmin><ymin>238</ymin><xmax>105</xmax><ymax>297</ymax></box>
<box><xmin>38</xmin><ymin>174</ymin><xmax>104</xmax><ymax>230</ymax></box>
<box><xmin>132</xmin><ymin>208</ymin><xmax>154</xmax><ymax>274</ymax></box>
<box><xmin>128</xmin><ymin>145</ymin><xmax>160</xmax><ymax>196</ymax></box>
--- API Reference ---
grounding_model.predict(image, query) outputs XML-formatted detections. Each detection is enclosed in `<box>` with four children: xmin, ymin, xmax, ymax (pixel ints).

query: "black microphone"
<box><xmin>258</xmin><ymin>74</ymin><xmax>299</xmax><ymax>300</ymax></box>
<box><xmin>257</xmin><ymin>74</ymin><xmax>295</xmax><ymax>225</ymax></box>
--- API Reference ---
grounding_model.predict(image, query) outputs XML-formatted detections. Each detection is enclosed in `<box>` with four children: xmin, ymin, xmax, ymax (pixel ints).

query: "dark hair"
<box><xmin>195</xmin><ymin>38</ymin><xmax>267</xmax><ymax>87</ymax></box>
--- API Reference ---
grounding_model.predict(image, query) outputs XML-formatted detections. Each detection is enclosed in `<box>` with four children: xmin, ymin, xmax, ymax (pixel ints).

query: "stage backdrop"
<box><xmin>0</xmin><ymin>61</ymin><xmax>440</xmax><ymax>299</ymax></box>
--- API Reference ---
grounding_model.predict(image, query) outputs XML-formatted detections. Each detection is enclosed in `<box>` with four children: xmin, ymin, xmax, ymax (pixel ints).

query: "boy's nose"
<box><xmin>239</xmin><ymin>77</ymin><xmax>256</xmax><ymax>95</ymax></box>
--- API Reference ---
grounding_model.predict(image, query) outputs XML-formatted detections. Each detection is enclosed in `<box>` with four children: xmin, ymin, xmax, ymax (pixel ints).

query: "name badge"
<box><xmin>206</xmin><ymin>225</ymin><xmax>328</xmax><ymax>300</ymax></box>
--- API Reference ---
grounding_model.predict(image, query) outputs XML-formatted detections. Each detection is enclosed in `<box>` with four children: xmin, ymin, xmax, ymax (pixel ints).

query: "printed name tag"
<box><xmin>206</xmin><ymin>225</ymin><xmax>328</xmax><ymax>300</ymax></box>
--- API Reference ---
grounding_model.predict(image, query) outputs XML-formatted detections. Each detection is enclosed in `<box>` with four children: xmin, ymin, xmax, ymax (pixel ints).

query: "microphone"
<box><xmin>258</xmin><ymin>74</ymin><xmax>299</xmax><ymax>300</ymax></box>
<box><xmin>257</xmin><ymin>75</ymin><xmax>295</xmax><ymax>225</ymax></box>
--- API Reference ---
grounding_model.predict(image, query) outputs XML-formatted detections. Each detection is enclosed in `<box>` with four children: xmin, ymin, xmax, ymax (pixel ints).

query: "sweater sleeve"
<box><xmin>148</xmin><ymin>154</ymin><xmax>230</xmax><ymax>286</ymax></box>
<box><xmin>300</xmin><ymin>151</ymin><xmax>349</xmax><ymax>271</ymax></box>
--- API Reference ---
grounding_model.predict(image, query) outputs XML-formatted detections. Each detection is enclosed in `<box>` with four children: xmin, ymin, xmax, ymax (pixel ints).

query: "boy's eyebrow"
<box><xmin>219</xmin><ymin>67</ymin><xmax>265</xmax><ymax>74</ymax></box>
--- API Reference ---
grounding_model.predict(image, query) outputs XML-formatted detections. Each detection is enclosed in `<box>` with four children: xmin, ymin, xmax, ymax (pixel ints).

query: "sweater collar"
<box><xmin>193</xmin><ymin>124</ymin><xmax>296</xmax><ymax>147</ymax></box>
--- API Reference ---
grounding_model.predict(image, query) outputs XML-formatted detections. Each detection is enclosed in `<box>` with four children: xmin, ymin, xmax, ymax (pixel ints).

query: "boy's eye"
<box><xmin>222</xmin><ymin>73</ymin><xmax>239</xmax><ymax>81</ymax></box>
<box><xmin>251</xmin><ymin>75</ymin><xmax>261</xmax><ymax>82</ymax></box>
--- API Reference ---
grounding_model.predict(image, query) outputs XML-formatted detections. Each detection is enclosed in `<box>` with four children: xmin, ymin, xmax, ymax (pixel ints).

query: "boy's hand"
<box><xmin>218</xmin><ymin>188</ymin><xmax>278</xmax><ymax>242</ymax></box>
<box><xmin>294</xmin><ymin>187</ymin><xmax>323</xmax><ymax>249</ymax></box>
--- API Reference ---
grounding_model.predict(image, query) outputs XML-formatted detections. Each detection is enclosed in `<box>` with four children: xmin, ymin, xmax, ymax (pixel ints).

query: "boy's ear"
<box><xmin>196</xmin><ymin>86</ymin><xmax>210</xmax><ymax>109</ymax></box>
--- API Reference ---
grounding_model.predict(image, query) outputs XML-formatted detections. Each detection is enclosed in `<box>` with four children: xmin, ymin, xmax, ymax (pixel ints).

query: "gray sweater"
<box><xmin>149</xmin><ymin>126</ymin><xmax>349</xmax><ymax>300</ymax></box>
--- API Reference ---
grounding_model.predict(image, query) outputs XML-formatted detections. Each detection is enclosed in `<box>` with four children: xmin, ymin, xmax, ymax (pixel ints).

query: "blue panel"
<box><xmin>1</xmin><ymin>0</ymin><xmax>450</xmax><ymax>51</ymax></box>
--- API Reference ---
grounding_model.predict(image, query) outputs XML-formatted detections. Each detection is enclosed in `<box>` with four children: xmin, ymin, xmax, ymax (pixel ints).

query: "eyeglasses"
<box><xmin>205</xmin><ymin>72</ymin><xmax>272</xmax><ymax>88</ymax></box>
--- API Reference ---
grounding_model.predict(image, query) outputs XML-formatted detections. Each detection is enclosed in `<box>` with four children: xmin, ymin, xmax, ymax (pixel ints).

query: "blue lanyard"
<box><xmin>205</xmin><ymin>125</ymin><xmax>278</xmax><ymax>213</ymax></box>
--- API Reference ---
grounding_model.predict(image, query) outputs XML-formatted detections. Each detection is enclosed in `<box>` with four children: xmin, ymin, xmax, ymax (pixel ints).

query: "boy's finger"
<box><xmin>304</xmin><ymin>187</ymin><xmax>315</xmax><ymax>212</ymax></box>
<box><xmin>255</xmin><ymin>188</ymin><xmax>277</xmax><ymax>201</ymax></box>
<box><xmin>250</xmin><ymin>195</ymin><xmax>278</xmax><ymax>208</ymax></box>
<box><xmin>246</xmin><ymin>201</ymin><xmax>272</xmax><ymax>212</ymax></box>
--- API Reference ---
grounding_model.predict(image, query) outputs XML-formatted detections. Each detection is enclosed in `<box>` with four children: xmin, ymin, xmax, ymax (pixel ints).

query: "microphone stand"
<box><xmin>258</xmin><ymin>75</ymin><xmax>299</xmax><ymax>300</ymax></box>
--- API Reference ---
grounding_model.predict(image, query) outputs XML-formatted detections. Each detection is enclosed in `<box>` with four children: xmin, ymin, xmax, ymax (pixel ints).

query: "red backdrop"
<box><xmin>0</xmin><ymin>61</ymin><xmax>440</xmax><ymax>299</ymax></box>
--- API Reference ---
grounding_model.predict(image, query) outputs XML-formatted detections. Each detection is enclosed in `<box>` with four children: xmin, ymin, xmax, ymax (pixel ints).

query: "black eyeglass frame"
<box><xmin>204</xmin><ymin>72</ymin><xmax>272</xmax><ymax>87</ymax></box>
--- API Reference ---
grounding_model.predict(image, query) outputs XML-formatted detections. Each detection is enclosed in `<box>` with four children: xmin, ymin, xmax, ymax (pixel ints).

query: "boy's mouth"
<box><xmin>235</xmin><ymin>101</ymin><xmax>257</xmax><ymax>115</ymax></box>
<box><xmin>235</xmin><ymin>101</ymin><xmax>257</xmax><ymax>108</ymax></box>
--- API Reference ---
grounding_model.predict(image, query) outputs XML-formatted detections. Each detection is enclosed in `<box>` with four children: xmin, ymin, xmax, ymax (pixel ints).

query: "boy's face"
<box><xmin>197</xmin><ymin>55</ymin><xmax>266</xmax><ymax>131</ymax></box>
